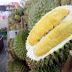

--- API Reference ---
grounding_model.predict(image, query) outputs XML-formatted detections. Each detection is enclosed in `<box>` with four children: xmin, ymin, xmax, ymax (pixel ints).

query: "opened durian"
<box><xmin>26</xmin><ymin>5</ymin><xmax>72</xmax><ymax>70</ymax></box>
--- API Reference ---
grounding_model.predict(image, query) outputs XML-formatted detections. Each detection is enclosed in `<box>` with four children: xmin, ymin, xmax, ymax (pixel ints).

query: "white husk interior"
<box><xmin>26</xmin><ymin>6</ymin><xmax>72</xmax><ymax>61</ymax></box>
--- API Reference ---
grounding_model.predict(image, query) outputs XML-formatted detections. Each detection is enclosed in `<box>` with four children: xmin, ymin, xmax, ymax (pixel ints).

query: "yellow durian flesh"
<box><xmin>28</xmin><ymin>8</ymin><xmax>69</xmax><ymax>45</ymax></box>
<box><xmin>34</xmin><ymin>20</ymin><xmax>72</xmax><ymax>56</ymax></box>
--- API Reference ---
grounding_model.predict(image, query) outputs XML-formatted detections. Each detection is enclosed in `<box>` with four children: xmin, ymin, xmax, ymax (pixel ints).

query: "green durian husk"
<box><xmin>13</xmin><ymin>29</ymin><xmax>29</xmax><ymax>60</ymax></box>
<box><xmin>28</xmin><ymin>0</ymin><xmax>59</xmax><ymax>31</ymax></box>
<box><xmin>16</xmin><ymin>24</ymin><xmax>21</xmax><ymax>30</ymax></box>
<box><xmin>26</xmin><ymin>40</ymin><xmax>72</xmax><ymax>71</ymax></box>
<box><xmin>15</xmin><ymin>15</ymin><xmax>21</xmax><ymax>21</ymax></box>
<box><xmin>9</xmin><ymin>25</ymin><xmax>16</xmax><ymax>31</ymax></box>
<box><xmin>6</xmin><ymin>60</ymin><xmax>30</xmax><ymax>72</ymax></box>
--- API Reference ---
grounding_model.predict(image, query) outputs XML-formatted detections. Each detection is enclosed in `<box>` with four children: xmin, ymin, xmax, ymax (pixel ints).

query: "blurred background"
<box><xmin>0</xmin><ymin>0</ymin><xmax>28</xmax><ymax>72</ymax></box>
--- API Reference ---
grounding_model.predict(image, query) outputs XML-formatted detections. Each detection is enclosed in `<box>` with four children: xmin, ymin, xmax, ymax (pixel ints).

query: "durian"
<box><xmin>6</xmin><ymin>60</ymin><xmax>29</xmax><ymax>72</ymax></box>
<box><xmin>26</xmin><ymin>6</ymin><xmax>72</xmax><ymax>71</ymax></box>
<box><xmin>15</xmin><ymin>15</ymin><xmax>21</xmax><ymax>21</ymax></box>
<box><xmin>9</xmin><ymin>24</ymin><xmax>16</xmax><ymax>31</ymax></box>
<box><xmin>13</xmin><ymin>29</ymin><xmax>29</xmax><ymax>60</ymax></box>
<box><xmin>16</xmin><ymin>24</ymin><xmax>21</xmax><ymax>30</ymax></box>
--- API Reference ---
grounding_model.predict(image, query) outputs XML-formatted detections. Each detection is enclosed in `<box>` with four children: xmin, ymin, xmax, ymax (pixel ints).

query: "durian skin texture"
<box><xmin>26</xmin><ymin>40</ymin><xmax>72</xmax><ymax>70</ymax></box>
<box><xmin>13</xmin><ymin>29</ymin><xmax>29</xmax><ymax>60</ymax></box>
<box><xmin>6</xmin><ymin>60</ymin><xmax>29</xmax><ymax>72</ymax></box>
<box><xmin>34</xmin><ymin>20</ymin><xmax>72</xmax><ymax>56</ymax></box>
<box><xmin>28</xmin><ymin>8</ymin><xmax>69</xmax><ymax>45</ymax></box>
<box><xmin>15</xmin><ymin>15</ymin><xmax>21</xmax><ymax>21</ymax></box>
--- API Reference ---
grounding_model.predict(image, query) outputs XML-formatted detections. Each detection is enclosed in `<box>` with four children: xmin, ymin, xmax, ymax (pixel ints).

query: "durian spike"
<box><xmin>61</xmin><ymin>50</ymin><xmax>72</xmax><ymax>72</ymax></box>
<box><xmin>54</xmin><ymin>0</ymin><xmax>61</xmax><ymax>5</ymax></box>
<box><xmin>61</xmin><ymin>0</ymin><xmax>71</xmax><ymax>5</ymax></box>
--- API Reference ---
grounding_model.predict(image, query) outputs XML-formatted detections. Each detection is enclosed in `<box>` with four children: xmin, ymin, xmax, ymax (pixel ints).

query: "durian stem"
<box><xmin>61</xmin><ymin>0</ymin><xmax>71</xmax><ymax>5</ymax></box>
<box><xmin>6</xmin><ymin>49</ymin><xmax>14</xmax><ymax>61</ymax></box>
<box><xmin>61</xmin><ymin>50</ymin><xmax>72</xmax><ymax>72</ymax></box>
<box><xmin>54</xmin><ymin>0</ymin><xmax>61</xmax><ymax>5</ymax></box>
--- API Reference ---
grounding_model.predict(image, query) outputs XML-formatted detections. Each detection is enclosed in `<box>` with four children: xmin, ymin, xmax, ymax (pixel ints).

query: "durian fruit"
<box><xmin>8</xmin><ymin>15</ymin><xmax>16</xmax><ymax>25</ymax></box>
<box><xmin>15</xmin><ymin>15</ymin><xmax>21</xmax><ymax>21</ymax></box>
<box><xmin>9</xmin><ymin>26</ymin><xmax>13</xmax><ymax>30</ymax></box>
<box><xmin>26</xmin><ymin>6</ymin><xmax>72</xmax><ymax>71</ymax></box>
<box><xmin>16</xmin><ymin>24</ymin><xmax>21</xmax><ymax>30</ymax></box>
<box><xmin>11</xmin><ymin>20</ymin><xmax>16</xmax><ymax>25</ymax></box>
<box><xmin>13</xmin><ymin>29</ymin><xmax>29</xmax><ymax>60</ymax></box>
<box><xmin>9</xmin><ymin>24</ymin><xmax>16</xmax><ymax>31</ymax></box>
<box><xmin>6</xmin><ymin>60</ymin><xmax>30</xmax><ymax>72</ymax></box>
<box><xmin>17</xmin><ymin>6</ymin><xmax>24</xmax><ymax>16</ymax></box>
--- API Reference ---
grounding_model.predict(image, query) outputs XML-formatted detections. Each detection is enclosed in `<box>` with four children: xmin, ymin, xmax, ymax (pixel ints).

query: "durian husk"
<box><xmin>26</xmin><ymin>40</ymin><xmax>72</xmax><ymax>70</ymax></box>
<box><xmin>13</xmin><ymin>29</ymin><xmax>29</xmax><ymax>60</ymax></box>
<box><xmin>6</xmin><ymin>60</ymin><xmax>30</xmax><ymax>72</ymax></box>
<box><xmin>9</xmin><ymin>25</ymin><xmax>16</xmax><ymax>31</ymax></box>
<box><xmin>61</xmin><ymin>0</ymin><xmax>71</xmax><ymax>5</ymax></box>
<box><xmin>16</xmin><ymin>24</ymin><xmax>21</xmax><ymax>30</ymax></box>
<box><xmin>15</xmin><ymin>15</ymin><xmax>21</xmax><ymax>21</ymax></box>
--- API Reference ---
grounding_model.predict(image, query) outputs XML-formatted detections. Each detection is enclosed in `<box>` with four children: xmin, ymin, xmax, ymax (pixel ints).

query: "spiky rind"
<box><xmin>6</xmin><ymin>60</ymin><xmax>29</xmax><ymax>72</ymax></box>
<box><xmin>13</xmin><ymin>29</ymin><xmax>29</xmax><ymax>60</ymax></box>
<box><xmin>15</xmin><ymin>15</ymin><xmax>21</xmax><ymax>21</ymax></box>
<box><xmin>30</xmin><ymin>64</ymin><xmax>61</xmax><ymax>72</ymax></box>
<box><xmin>28</xmin><ymin>0</ymin><xmax>59</xmax><ymax>31</ymax></box>
<box><xmin>26</xmin><ymin>40</ymin><xmax>72</xmax><ymax>70</ymax></box>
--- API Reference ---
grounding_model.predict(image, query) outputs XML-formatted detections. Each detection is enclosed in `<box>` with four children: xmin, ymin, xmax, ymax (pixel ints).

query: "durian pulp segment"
<box><xmin>27</xmin><ymin>35</ymin><xmax>72</xmax><ymax>61</ymax></box>
<box><xmin>28</xmin><ymin>8</ymin><xmax>69</xmax><ymax>45</ymax></box>
<box><xmin>34</xmin><ymin>20</ymin><xmax>72</xmax><ymax>56</ymax></box>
